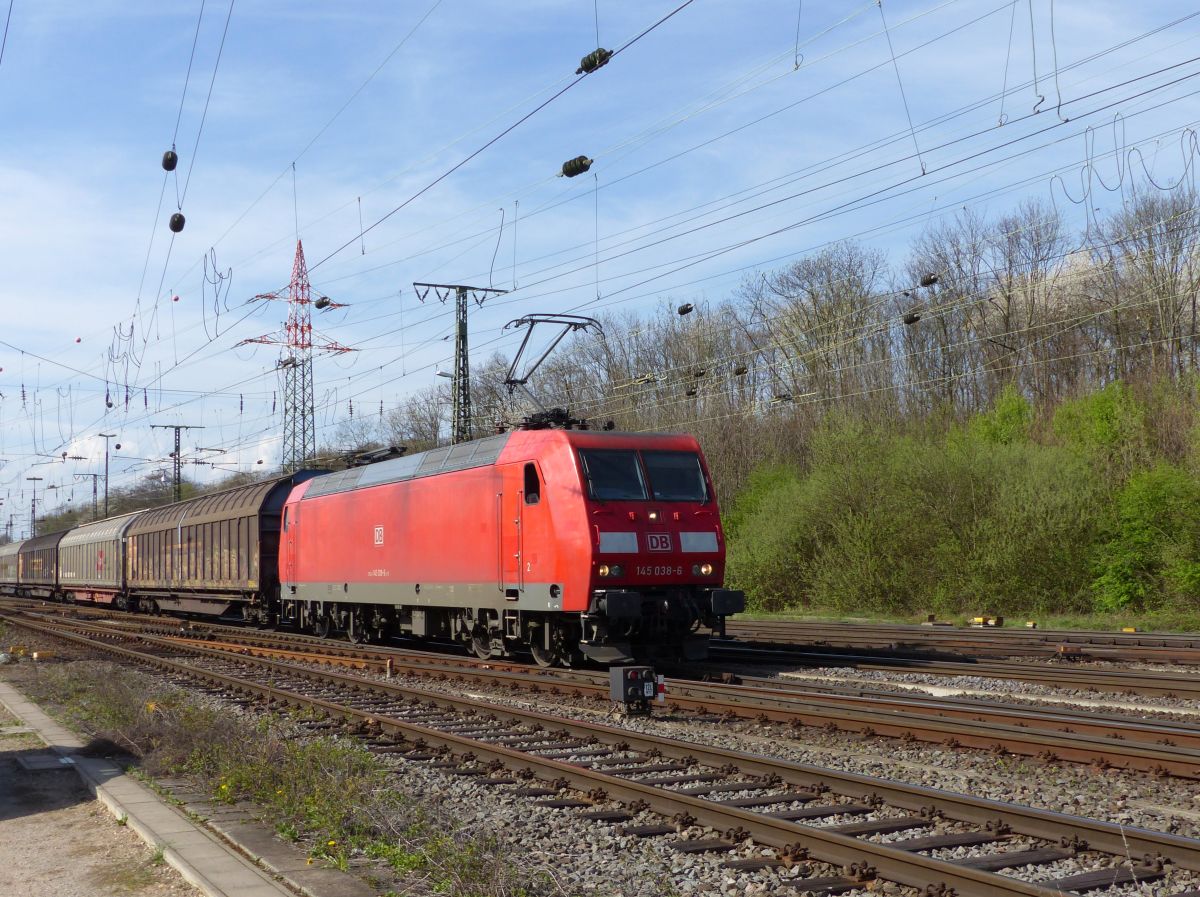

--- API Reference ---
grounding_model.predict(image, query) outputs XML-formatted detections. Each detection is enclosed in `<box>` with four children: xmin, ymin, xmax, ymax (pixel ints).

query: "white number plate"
<box><xmin>636</xmin><ymin>565</ymin><xmax>684</xmax><ymax>576</ymax></box>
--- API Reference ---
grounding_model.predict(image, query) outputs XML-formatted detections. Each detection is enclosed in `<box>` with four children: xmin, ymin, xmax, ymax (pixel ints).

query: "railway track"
<box><xmin>722</xmin><ymin>620</ymin><xmax>1200</xmax><ymax>665</ymax></box>
<box><xmin>8</xmin><ymin>611</ymin><xmax>1200</xmax><ymax>897</ymax></box>
<box><xmin>711</xmin><ymin>642</ymin><xmax>1200</xmax><ymax>701</ymax></box>
<box><xmin>7</xmin><ymin>605</ymin><xmax>1200</xmax><ymax>779</ymax></box>
<box><xmin>8</xmin><ymin>598</ymin><xmax>1197</xmax><ymax>701</ymax></box>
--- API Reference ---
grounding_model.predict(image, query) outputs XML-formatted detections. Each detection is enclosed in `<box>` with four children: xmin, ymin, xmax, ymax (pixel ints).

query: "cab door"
<box><xmin>282</xmin><ymin>502</ymin><xmax>298</xmax><ymax>587</ymax></box>
<box><xmin>499</xmin><ymin>479</ymin><xmax>522</xmax><ymax>597</ymax></box>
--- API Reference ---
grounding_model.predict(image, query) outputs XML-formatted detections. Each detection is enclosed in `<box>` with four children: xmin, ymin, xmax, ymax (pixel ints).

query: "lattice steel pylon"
<box><xmin>412</xmin><ymin>282</ymin><xmax>507</xmax><ymax>444</ymax></box>
<box><xmin>240</xmin><ymin>240</ymin><xmax>353</xmax><ymax>471</ymax></box>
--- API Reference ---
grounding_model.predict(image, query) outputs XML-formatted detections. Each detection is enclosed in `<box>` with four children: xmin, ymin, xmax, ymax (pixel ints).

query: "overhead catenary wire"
<box><xmin>306</xmin><ymin>0</ymin><xmax>702</xmax><ymax>275</ymax></box>
<box><xmin>311</xmin><ymin>1</ymin><xmax>1185</xmax><ymax>299</ymax></box>
<box><xmin>14</xmin><ymin>82</ymin><xmax>1195</xmax><ymax>477</ymax></box>
<box><xmin>0</xmin><ymin>0</ymin><xmax>13</xmax><ymax>70</ymax></box>
<box><xmin>177</xmin><ymin>0</ymin><xmax>235</xmax><ymax>210</ymax></box>
<box><xmin>877</xmin><ymin>0</ymin><xmax>926</xmax><ymax>173</ymax></box>
<box><xmin>11</xmin><ymin>10</ymin><xmax>1200</xmax><ymax>494</ymax></box>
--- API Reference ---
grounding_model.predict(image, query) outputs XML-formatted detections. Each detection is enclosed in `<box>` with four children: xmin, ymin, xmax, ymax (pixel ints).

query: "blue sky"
<box><xmin>1</xmin><ymin>0</ymin><xmax>1197</xmax><ymax>530</ymax></box>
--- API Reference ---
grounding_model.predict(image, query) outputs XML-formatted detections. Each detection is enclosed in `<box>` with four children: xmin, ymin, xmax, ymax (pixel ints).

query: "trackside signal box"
<box><xmin>610</xmin><ymin>665</ymin><xmax>656</xmax><ymax>715</ymax></box>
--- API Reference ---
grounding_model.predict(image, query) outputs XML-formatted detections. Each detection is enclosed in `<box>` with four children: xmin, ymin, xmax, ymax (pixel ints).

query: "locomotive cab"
<box><xmin>574</xmin><ymin>439</ymin><xmax>744</xmax><ymax>663</ymax></box>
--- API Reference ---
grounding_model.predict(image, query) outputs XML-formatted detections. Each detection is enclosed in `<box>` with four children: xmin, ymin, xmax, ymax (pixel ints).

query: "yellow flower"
<box><xmin>306</xmin><ymin>859</ymin><xmax>314</xmax><ymax>866</ymax></box>
<box><xmin>327</xmin><ymin>840</ymin><xmax>337</xmax><ymax>847</ymax></box>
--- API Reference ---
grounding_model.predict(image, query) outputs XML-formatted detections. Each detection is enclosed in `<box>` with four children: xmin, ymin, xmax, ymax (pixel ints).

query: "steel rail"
<box><xmin>711</xmin><ymin>644</ymin><xmax>1200</xmax><ymax>699</ymax></box>
<box><xmin>17</xmin><ymin>610</ymin><xmax>1200</xmax><ymax>778</ymax></box>
<box><xmin>170</xmin><ymin>634</ymin><xmax>1200</xmax><ymax>778</ymax></box>
<box><xmin>722</xmin><ymin>621</ymin><xmax>1200</xmax><ymax>664</ymax></box>
<box><xmin>9</xmin><ymin>613</ymin><xmax>1200</xmax><ymax>881</ymax></box>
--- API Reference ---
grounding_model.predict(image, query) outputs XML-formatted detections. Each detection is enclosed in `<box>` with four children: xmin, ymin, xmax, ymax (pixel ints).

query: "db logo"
<box><xmin>647</xmin><ymin>533</ymin><xmax>672</xmax><ymax>552</ymax></box>
<box><xmin>373</xmin><ymin>525</ymin><xmax>384</xmax><ymax>546</ymax></box>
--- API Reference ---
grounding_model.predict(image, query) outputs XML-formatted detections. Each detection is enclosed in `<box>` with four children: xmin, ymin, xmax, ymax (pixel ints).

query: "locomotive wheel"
<box><xmin>471</xmin><ymin>630</ymin><xmax>493</xmax><ymax>659</ymax></box>
<box><xmin>311</xmin><ymin>611</ymin><xmax>331</xmax><ymax>639</ymax></box>
<box><xmin>346</xmin><ymin>610</ymin><xmax>367</xmax><ymax>645</ymax></box>
<box><xmin>530</xmin><ymin>621</ymin><xmax>573</xmax><ymax>668</ymax></box>
<box><xmin>530</xmin><ymin>641</ymin><xmax>557</xmax><ymax>668</ymax></box>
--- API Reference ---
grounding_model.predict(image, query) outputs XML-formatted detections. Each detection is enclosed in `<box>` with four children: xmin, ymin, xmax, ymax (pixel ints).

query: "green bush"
<box><xmin>1092</xmin><ymin>463</ymin><xmax>1200</xmax><ymax>611</ymax></box>
<box><xmin>726</xmin><ymin>393</ymin><xmax>1125</xmax><ymax>617</ymax></box>
<box><xmin>1053</xmin><ymin>382</ymin><xmax>1149</xmax><ymax>479</ymax></box>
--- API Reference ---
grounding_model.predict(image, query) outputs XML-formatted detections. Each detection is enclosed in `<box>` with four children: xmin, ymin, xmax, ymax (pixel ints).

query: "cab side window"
<box><xmin>524</xmin><ymin>463</ymin><xmax>541</xmax><ymax>505</ymax></box>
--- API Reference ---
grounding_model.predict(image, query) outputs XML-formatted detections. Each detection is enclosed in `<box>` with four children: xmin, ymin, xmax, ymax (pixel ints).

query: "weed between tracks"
<box><xmin>20</xmin><ymin>661</ymin><xmax>550</xmax><ymax>897</ymax></box>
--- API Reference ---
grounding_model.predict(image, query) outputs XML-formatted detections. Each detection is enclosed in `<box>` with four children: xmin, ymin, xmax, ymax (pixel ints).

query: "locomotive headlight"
<box><xmin>648</xmin><ymin>510</ymin><xmax>659</xmax><ymax>521</ymax></box>
<box><xmin>598</xmin><ymin>565</ymin><xmax>610</xmax><ymax>577</ymax></box>
<box><xmin>691</xmin><ymin>564</ymin><xmax>700</xmax><ymax>575</ymax></box>
<box><xmin>700</xmin><ymin>563</ymin><xmax>713</xmax><ymax>576</ymax></box>
<box><xmin>610</xmin><ymin>564</ymin><xmax>623</xmax><ymax>577</ymax></box>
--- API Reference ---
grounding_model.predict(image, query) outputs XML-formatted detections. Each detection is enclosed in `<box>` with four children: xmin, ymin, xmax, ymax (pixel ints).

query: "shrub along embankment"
<box><xmin>725</xmin><ymin>381</ymin><xmax>1200</xmax><ymax>623</ymax></box>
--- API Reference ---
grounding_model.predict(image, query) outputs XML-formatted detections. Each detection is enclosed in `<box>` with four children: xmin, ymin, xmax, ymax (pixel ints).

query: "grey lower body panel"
<box><xmin>287</xmin><ymin>580</ymin><xmax>565</xmax><ymax>613</ymax></box>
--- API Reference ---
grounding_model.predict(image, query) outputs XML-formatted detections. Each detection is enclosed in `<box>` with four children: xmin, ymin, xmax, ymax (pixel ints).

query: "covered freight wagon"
<box><xmin>125</xmin><ymin>473</ymin><xmax>320</xmax><ymax>621</ymax></box>
<box><xmin>18</xmin><ymin>530</ymin><xmax>68</xmax><ymax>599</ymax></box>
<box><xmin>58</xmin><ymin>511</ymin><xmax>144</xmax><ymax>608</ymax></box>
<box><xmin>0</xmin><ymin>540</ymin><xmax>22</xmax><ymax>591</ymax></box>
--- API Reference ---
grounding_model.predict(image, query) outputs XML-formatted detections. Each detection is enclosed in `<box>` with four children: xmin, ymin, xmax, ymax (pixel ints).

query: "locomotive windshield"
<box><xmin>579</xmin><ymin>450</ymin><xmax>648</xmax><ymax>500</ymax></box>
<box><xmin>643</xmin><ymin>451</ymin><xmax>708</xmax><ymax>502</ymax></box>
<box><xmin>579</xmin><ymin>448</ymin><xmax>708</xmax><ymax>502</ymax></box>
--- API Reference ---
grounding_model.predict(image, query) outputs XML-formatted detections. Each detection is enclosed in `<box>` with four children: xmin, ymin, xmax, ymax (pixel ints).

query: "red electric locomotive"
<box><xmin>278</xmin><ymin>428</ymin><xmax>743</xmax><ymax>665</ymax></box>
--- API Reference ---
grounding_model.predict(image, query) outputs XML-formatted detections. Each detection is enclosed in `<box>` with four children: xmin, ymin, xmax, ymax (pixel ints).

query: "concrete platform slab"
<box><xmin>15</xmin><ymin>751</ymin><xmax>76</xmax><ymax>771</ymax></box>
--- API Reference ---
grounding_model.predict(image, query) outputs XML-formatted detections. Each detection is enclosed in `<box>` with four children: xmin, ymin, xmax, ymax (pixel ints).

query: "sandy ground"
<box><xmin>0</xmin><ymin>719</ymin><xmax>200</xmax><ymax>897</ymax></box>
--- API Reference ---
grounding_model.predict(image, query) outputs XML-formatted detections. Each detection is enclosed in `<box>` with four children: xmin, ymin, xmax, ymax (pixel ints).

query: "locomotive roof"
<box><xmin>300</xmin><ymin>428</ymin><xmax>701</xmax><ymax>501</ymax></box>
<box><xmin>303</xmin><ymin>432</ymin><xmax>513</xmax><ymax>500</ymax></box>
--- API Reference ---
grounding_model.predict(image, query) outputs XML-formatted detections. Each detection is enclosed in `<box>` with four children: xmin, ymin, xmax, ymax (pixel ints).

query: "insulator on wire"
<box><xmin>576</xmin><ymin>47</ymin><xmax>613</xmax><ymax>74</ymax></box>
<box><xmin>902</xmin><ymin>312</ymin><xmax>921</xmax><ymax>326</ymax></box>
<box><xmin>560</xmin><ymin>155</ymin><xmax>593</xmax><ymax>178</ymax></box>
<box><xmin>169</xmin><ymin>212</ymin><xmax>186</xmax><ymax>233</ymax></box>
<box><xmin>677</xmin><ymin>303</ymin><xmax>694</xmax><ymax>316</ymax></box>
<box><xmin>162</xmin><ymin>150</ymin><xmax>178</xmax><ymax>171</ymax></box>
<box><xmin>693</xmin><ymin>369</ymin><xmax>706</xmax><ymax>378</ymax></box>
<box><xmin>686</xmin><ymin>387</ymin><xmax>697</xmax><ymax>397</ymax></box>
<box><xmin>315</xmin><ymin>296</ymin><xmax>332</xmax><ymax>309</ymax></box>
<box><xmin>734</xmin><ymin>365</ymin><xmax>748</xmax><ymax>376</ymax></box>
<box><xmin>772</xmin><ymin>393</ymin><xmax>793</xmax><ymax>404</ymax></box>
<box><xmin>919</xmin><ymin>273</ymin><xmax>938</xmax><ymax>287</ymax></box>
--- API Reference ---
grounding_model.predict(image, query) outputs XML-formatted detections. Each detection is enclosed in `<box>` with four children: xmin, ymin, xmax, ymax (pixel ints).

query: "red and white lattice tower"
<box><xmin>240</xmin><ymin>240</ymin><xmax>352</xmax><ymax>471</ymax></box>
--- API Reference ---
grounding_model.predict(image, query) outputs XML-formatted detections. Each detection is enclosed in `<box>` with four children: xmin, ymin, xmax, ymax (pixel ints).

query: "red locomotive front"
<box><xmin>278</xmin><ymin>427</ymin><xmax>743</xmax><ymax>664</ymax></box>
<box><xmin>567</xmin><ymin>430</ymin><xmax>744</xmax><ymax>662</ymax></box>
